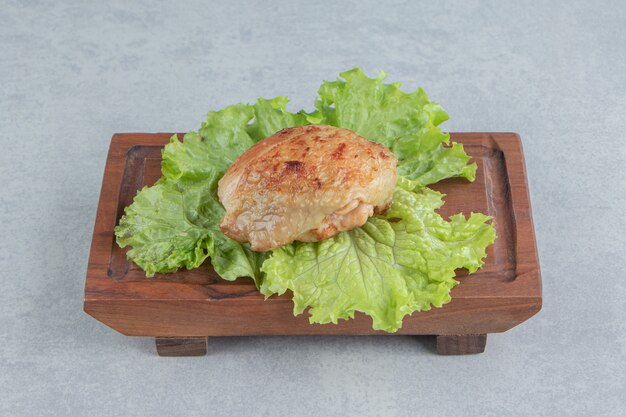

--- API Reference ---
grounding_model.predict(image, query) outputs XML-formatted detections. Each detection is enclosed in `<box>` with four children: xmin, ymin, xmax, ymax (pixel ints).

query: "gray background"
<box><xmin>1</xmin><ymin>1</ymin><xmax>624</xmax><ymax>416</ymax></box>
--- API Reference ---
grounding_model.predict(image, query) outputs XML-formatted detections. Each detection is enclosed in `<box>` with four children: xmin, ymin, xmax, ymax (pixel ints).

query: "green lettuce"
<box><xmin>116</xmin><ymin>98</ymin><xmax>306</xmax><ymax>281</ymax></box>
<box><xmin>260</xmin><ymin>182</ymin><xmax>495</xmax><ymax>332</ymax></box>
<box><xmin>313</xmin><ymin>68</ymin><xmax>476</xmax><ymax>186</ymax></box>
<box><xmin>247</xmin><ymin>97</ymin><xmax>308</xmax><ymax>141</ymax></box>
<box><xmin>115</xmin><ymin>181</ymin><xmax>213</xmax><ymax>277</ymax></box>
<box><xmin>115</xmin><ymin>68</ymin><xmax>496</xmax><ymax>332</ymax></box>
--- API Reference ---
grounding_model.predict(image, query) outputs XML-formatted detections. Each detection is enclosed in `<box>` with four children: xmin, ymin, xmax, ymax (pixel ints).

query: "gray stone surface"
<box><xmin>1</xmin><ymin>1</ymin><xmax>625</xmax><ymax>416</ymax></box>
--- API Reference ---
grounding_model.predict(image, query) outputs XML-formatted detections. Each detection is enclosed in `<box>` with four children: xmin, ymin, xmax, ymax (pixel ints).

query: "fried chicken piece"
<box><xmin>218</xmin><ymin>125</ymin><xmax>397</xmax><ymax>251</ymax></box>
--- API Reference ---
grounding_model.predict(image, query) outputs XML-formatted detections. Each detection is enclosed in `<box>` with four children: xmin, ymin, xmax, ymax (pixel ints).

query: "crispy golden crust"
<box><xmin>218</xmin><ymin>125</ymin><xmax>397</xmax><ymax>251</ymax></box>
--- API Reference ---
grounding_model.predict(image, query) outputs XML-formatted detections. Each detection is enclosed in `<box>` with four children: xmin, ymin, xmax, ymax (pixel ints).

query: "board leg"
<box><xmin>155</xmin><ymin>337</ymin><xmax>208</xmax><ymax>356</ymax></box>
<box><xmin>436</xmin><ymin>334</ymin><xmax>487</xmax><ymax>355</ymax></box>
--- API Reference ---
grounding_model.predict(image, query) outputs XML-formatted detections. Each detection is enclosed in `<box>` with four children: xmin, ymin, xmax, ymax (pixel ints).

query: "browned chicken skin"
<box><xmin>218</xmin><ymin>125</ymin><xmax>398</xmax><ymax>251</ymax></box>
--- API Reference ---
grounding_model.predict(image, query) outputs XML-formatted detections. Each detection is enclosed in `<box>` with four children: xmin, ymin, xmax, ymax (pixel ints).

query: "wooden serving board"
<box><xmin>84</xmin><ymin>132</ymin><xmax>541</xmax><ymax>356</ymax></box>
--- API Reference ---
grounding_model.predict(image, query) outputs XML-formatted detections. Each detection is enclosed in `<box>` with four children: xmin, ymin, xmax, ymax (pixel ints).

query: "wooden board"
<box><xmin>84</xmin><ymin>132</ymin><xmax>541</xmax><ymax>353</ymax></box>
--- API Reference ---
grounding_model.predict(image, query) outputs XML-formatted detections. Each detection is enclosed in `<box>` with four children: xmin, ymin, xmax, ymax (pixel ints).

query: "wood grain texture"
<box><xmin>436</xmin><ymin>334</ymin><xmax>487</xmax><ymax>355</ymax></box>
<box><xmin>84</xmin><ymin>133</ymin><xmax>542</xmax><ymax>341</ymax></box>
<box><xmin>155</xmin><ymin>337</ymin><xmax>208</xmax><ymax>356</ymax></box>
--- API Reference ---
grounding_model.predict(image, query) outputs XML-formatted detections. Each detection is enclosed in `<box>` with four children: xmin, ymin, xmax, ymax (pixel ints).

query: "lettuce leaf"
<box><xmin>247</xmin><ymin>97</ymin><xmax>309</xmax><ymax>141</ymax></box>
<box><xmin>161</xmin><ymin>104</ymin><xmax>255</xmax><ymax>186</ymax></box>
<box><xmin>115</xmin><ymin>181</ymin><xmax>214</xmax><ymax>277</ymax></box>
<box><xmin>313</xmin><ymin>68</ymin><xmax>476</xmax><ymax>186</ymax></box>
<box><xmin>115</xmin><ymin>98</ymin><xmax>307</xmax><ymax>281</ymax></box>
<box><xmin>260</xmin><ymin>184</ymin><xmax>495</xmax><ymax>332</ymax></box>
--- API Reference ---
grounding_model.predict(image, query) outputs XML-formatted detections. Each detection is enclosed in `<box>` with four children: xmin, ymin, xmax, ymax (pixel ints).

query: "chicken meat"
<box><xmin>218</xmin><ymin>124</ymin><xmax>398</xmax><ymax>251</ymax></box>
